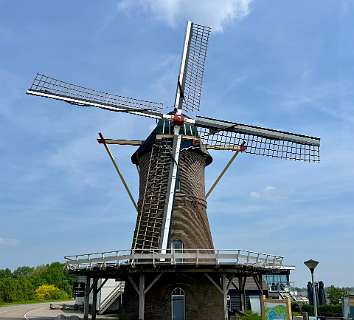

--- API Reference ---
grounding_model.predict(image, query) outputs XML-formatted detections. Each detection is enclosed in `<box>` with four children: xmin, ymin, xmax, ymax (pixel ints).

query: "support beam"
<box><xmin>226</xmin><ymin>276</ymin><xmax>233</xmax><ymax>291</ymax></box>
<box><xmin>98</xmin><ymin>132</ymin><xmax>138</xmax><ymax>211</ymax></box>
<box><xmin>223</xmin><ymin>274</ymin><xmax>229</xmax><ymax>320</ymax></box>
<box><xmin>144</xmin><ymin>273</ymin><xmax>163</xmax><ymax>295</ymax></box>
<box><xmin>97</xmin><ymin>137</ymin><xmax>244</xmax><ymax>149</ymax></box>
<box><xmin>252</xmin><ymin>275</ymin><xmax>263</xmax><ymax>294</ymax></box>
<box><xmin>128</xmin><ymin>275</ymin><xmax>139</xmax><ymax>295</ymax></box>
<box><xmin>139</xmin><ymin>274</ymin><xmax>145</xmax><ymax>320</ymax></box>
<box><xmin>204</xmin><ymin>273</ymin><xmax>223</xmax><ymax>295</ymax></box>
<box><xmin>206</xmin><ymin>151</ymin><xmax>240</xmax><ymax>199</ymax></box>
<box><xmin>88</xmin><ymin>279</ymin><xmax>96</xmax><ymax>294</ymax></box>
<box><xmin>239</xmin><ymin>276</ymin><xmax>247</xmax><ymax>312</ymax></box>
<box><xmin>206</xmin><ymin>145</ymin><xmax>244</xmax><ymax>151</ymax></box>
<box><xmin>97</xmin><ymin>138</ymin><xmax>143</xmax><ymax>146</ymax></box>
<box><xmin>97</xmin><ymin>278</ymin><xmax>108</xmax><ymax>293</ymax></box>
<box><xmin>91</xmin><ymin>278</ymin><xmax>98</xmax><ymax>320</ymax></box>
<box><xmin>230</xmin><ymin>279</ymin><xmax>239</xmax><ymax>291</ymax></box>
<box><xmin>83</xmin><ymin>276</ymin><xmax>90</xmax><ymax>320</ymax></box>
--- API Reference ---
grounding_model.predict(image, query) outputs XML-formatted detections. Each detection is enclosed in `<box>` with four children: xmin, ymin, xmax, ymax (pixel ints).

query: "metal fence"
<box><xmin>65</xmin><ymin>249</ymin><xmax>284</xmax><ymax>270</ymax></box>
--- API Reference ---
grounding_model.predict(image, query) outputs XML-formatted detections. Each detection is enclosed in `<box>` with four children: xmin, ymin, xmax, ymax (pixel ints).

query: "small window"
<box><xmin>171</xmin><ymin>239</ymin><xmax>183</xmax><ymax>263</ymax></box>
<box><xmin>171</xmin><ymin>287</ymin><xmax>185</xmax><ymax>320</ymax></box>
<box><xmin>171</xmin><ymin>239</ymin><xmax>183</xmax><ymax>251</ymax></box>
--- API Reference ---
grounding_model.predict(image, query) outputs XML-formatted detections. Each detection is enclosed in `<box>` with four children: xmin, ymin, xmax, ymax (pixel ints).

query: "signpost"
<box><xmin>261</xmin><ymin>296</ymin><xmax>292</xmax><ymax>320</ymax></box>
<box><xmin>73</xmin><ymin>282</ymin><xmax>86</xmax><ymax>298</ymax></box>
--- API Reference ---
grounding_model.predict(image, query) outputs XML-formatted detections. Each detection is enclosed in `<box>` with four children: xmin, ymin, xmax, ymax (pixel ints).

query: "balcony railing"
<box><xmin>267</xmin><ymin>282</ymin><xmax>294</xmax><ymax>292</ymax></box>
<box><xmin>64</xmin><ymin>249</ymin><xmax>285</xmax><ymax>270</ymax></box>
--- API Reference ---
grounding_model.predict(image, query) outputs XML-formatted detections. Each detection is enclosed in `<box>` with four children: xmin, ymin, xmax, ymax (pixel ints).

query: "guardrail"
<box><xmin>65</xmin><ymin>249</ymin><xmax>284</xmax><ymax>270</ymax></box>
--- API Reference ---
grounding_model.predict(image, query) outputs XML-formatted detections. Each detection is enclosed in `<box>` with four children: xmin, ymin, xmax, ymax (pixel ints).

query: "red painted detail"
<box><xmin>173</xmin><ymin>113</ymin><xmax>185</xmax><ymax>126</ymax></box>
<box><xmin>193</xmin><ymin>139</ymin><xmax>200</xmax><ymax>145</ymax></box>
<box><xmin>240</xmin><ymin>144</ymin><xmax>247</xmax><ymax>152</ymax></box>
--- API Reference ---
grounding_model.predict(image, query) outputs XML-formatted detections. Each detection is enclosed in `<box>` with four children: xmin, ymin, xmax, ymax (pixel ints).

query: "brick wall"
<box><xmin>121</xmin><ymin>272</ymin><xmax>224</xmax><ymax>320</ymax></box>
<box><xmin>132</xmin><ymin>144</ymin><xmax>214</xmax><ymax>250</ymax></box>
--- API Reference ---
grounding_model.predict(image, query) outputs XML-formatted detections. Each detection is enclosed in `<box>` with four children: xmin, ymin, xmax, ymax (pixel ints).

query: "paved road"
<box><xmin>0</xmin><ymin>301</ymin><xmax>80</xmax><ymax>320</ymax></box>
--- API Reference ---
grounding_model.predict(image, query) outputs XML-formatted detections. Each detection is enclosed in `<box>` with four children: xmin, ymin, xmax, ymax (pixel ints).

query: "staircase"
<box><xmin>279</xmin><ymin>290</ymin><xmax>297</xmax><ymax>301</ymax></box>
<box><xmin>98</xmin><ymin>281</ymin><xmax>125</xmax><ymax>315</ymax></box>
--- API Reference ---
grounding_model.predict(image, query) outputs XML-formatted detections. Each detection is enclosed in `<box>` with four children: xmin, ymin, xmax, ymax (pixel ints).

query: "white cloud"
<box><xmin>117</xmin><ymin>0</ymin><xmax>253</xmax><ymax>31</ymax></box>
<box><xmin>249</xmin><ymin>185</ymin><xmax>285</xmax><ymax>201</ymax></box>
<box><xmin>249</xmin><ymin>191</ymin><xmax>260</xmax><ymax>199</ymax></box>
<box><xmin>264</xmin><ymin>185</ymin><xmax>275</xmax><ymax>192</ymax></box>
<box><xmin>0</xmin><ymin>237</ymin><xmax>18</xmax><ymax>247</ymax></box>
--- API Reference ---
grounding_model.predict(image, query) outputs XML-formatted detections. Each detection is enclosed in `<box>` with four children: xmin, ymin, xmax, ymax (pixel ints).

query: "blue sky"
<box><xmin>1</xmin><ymin>0</ymin><xmax>353</xmax><ymax>287</ymax></box>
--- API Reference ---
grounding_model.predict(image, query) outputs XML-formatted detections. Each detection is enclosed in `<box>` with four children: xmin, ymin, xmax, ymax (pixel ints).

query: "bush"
<box><xmin>35</xmin><ymin>284</ymin><xmax>68</xmax><ymax>301</ymax></box>
<box><xmin>299</xmin><ymin>304</ymin><xmax>342</xmax><ymax>317</ymax></box>
<box><xmin>301</xmin><ymin>304</ymin><xmax>314</xmax><ymax>316</ymax></box>
<box><xmin>240</xmin><ymin>311</ymin><xmax>262</xmax><ymax>320</ymax></box>
<box><xmin>318</xmin><ymin>304</ymin><xmax>342</xmax><ymax>317</ymax></box>
<box><xmin>291</xmin><ymin>302</ymin><xmax>301</xmax><ymax>313</ymax></box>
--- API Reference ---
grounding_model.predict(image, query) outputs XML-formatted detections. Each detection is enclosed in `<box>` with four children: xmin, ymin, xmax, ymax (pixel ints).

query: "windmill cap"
<box><xmin>131</xmin><ymin>118</ymin><xmax>213</xmax><ymax>165</ymax></box>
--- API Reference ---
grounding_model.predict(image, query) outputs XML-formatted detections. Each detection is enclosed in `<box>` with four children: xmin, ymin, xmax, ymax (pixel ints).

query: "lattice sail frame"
<box><xmin>133</xmin><ymin>139</ymin><xmax>173</xmax><ymax>250</ymax></box>
<box><xmin>196</xmin><ymin>119</ymin><xmax>320</xmax><ymax>162</ymax></box>
<box><xmin>180</xmin><ymin>23</ymin><xmax>211</xmax><ymax>113</ymax></box>
<box><xmin>27</xmin><ymin>73</ymin><xmax>163</xmax><ymax>114</ymax></box>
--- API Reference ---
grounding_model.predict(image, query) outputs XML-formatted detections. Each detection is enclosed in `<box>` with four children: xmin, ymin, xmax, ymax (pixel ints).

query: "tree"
<box><xmin>13</xmin><ymin>266</ymin><xmax>34</xmax><ymax>278</ymax></box>
<box><xmin>327</xmin><ymin>286</ymin><xmax>348</xmax><ymax>304</ymax></box>
<box><xmin>0</xmin><ymin>268</ymin><xmax>12</xmax><ymax>278</ymax></box>
<box><xmin>0</xmin><ymin>262</ymin><xmax>74</xmax><ymax>304</ymax></box>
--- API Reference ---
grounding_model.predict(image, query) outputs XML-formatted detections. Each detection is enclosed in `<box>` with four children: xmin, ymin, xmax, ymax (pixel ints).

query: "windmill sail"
<box><xmin>195</xmin><ymin>116</ymin><xmax>320</xmax><ymax>162</ymax></box>
<box><xmin>27</xmin><ymin>73</ymin><xmax>163</xmax><ymax>119</ymax></box>
<box><xmin>159</xmin><ymin>21</ymin><xmax>211</xmax><ymax>252</ymax></box>
<box><xmin>132</xmin><ymin>139</ymin><xmax>173</xmax><ymax>250</ymax></box>
<box><xmin>177</xmin><ymin>23</ymin><xmax>211</xmax><ymax>113</ymax></box>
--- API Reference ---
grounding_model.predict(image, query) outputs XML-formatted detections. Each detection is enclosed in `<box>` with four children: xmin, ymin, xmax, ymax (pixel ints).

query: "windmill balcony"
<box><xmin>64</xmin><ymin>248</ymin><xmax>286</xmax><ymax>271</ymax></box>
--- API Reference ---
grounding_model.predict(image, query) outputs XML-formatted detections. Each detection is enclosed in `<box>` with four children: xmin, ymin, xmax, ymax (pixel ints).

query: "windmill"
<box><xmin>27</xmin><ymin>21</ymin><xmax>320</xmax><ymax>253</ymax></box>
<box><xmin>27</xmin><ymin>21</ymin><xmax>320</xmax><ymax>320</ymax></box>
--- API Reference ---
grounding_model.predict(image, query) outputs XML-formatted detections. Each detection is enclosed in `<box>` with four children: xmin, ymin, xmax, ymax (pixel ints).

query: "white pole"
<box><xmin>312</xmin><ymin>270</ymin><xmax>318</xmax><ymax>319</ymax></box>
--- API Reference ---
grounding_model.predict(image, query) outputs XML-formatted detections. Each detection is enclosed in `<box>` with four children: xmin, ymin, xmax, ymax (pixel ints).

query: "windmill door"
<box><xmin>171</xmin><ymin>288</ymin><xmax>185</xmax><ymax>320</ymax></box>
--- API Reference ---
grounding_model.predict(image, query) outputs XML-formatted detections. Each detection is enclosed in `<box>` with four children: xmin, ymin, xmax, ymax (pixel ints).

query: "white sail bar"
<box><xmin>174</xmin><ymin>21</ymin><xmax>193</xmax><ymax>111</ymax></box>
<box><xmin>160</xmin><ymin>21</ymin><xmax>193</xmax><ymax>252</ymax></box>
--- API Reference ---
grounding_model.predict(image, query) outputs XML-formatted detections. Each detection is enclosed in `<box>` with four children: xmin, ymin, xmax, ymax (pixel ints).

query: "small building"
<box><xmin>343</xmin><ymin>295</ymin><xmax>354</xmax><ymax>320</ymax></box>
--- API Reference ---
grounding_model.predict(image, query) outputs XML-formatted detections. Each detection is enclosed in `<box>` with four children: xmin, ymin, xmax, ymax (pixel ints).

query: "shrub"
<box><xmin>35</xmin><ymin>284</ymin><xmax>68</xmax><ymax>301</ymax></box>
<box><xmin>318</xmin><ymin>304</ymin><xmax>342</xmax><ymax>317</ymax></box>
<box><xmin>291</xmin><ymin>302</ymin><xmax>301</xmax><ymax>313</ymax></box>
<box><xmin>301</xmin><ymin>304</ymin><xmax>314</xmax><ymax>316</ymax></box>
<box><xmin>240</xmin><ymin>311</ymin><xmax>262</xmax><ymax>320</ymax></box>
<box><xmin>299</xmin><ymin>304</ymin><xmax>342</xmax><ymax>317</ymax></box>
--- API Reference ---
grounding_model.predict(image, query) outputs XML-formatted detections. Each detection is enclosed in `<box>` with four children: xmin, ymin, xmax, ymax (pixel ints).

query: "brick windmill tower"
<box><xmin>131</xmin><ymin>118</ymin><xmax>214</xmax><ymax>251</ymax></box>
<box><xmin>27</xmin><ymin>21</ymin><xmax>320</xmax><ymax>320</ymax></box>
